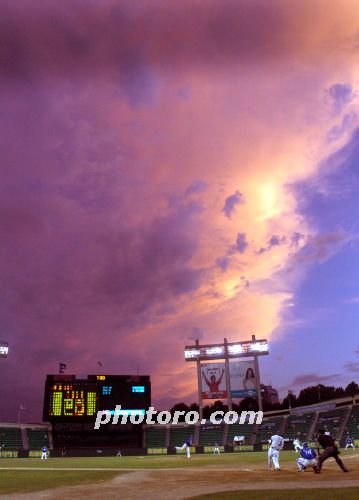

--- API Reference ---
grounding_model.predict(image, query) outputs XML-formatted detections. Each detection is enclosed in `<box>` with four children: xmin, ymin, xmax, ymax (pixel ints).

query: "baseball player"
<box><xmin>268</xmin><ymin>433</ymin><xmax>284</xmax><ymax>470</ymax></box>
<box><xmin>296</xmin><ymin>442</ymin><xmax>317</xmax><ymax>471</ymax></box>
<box><xmin>41</xmin><ymin>446</ymin><xmax>48</xmax><ymax>460</ymax></box>
<box><xmin>345</xmin><ymin>436</ymin><xmax>355</xmax><ymax>450</ymax></box>
<box><xmin>213</xmin><ymin>442</ymin><xmax>220</xmax><ymax>455</ymax></box>
<box><xmin>293</xmin><ymin>438</ymin><xmax>302</xmax><ymax>453</ymax></box>
<box><xmin>175</xmin><ymin>436</ymin><xmax>193</xmax><ymax>458</ymax></box>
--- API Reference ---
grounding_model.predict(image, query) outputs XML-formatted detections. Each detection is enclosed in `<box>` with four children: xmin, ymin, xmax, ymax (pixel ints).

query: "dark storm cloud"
<box><xmin>2</xmin><ymin>0</ymin><xmax>358</xmax><ymax>421</ymax></box>
<box><xmin>343</xmin><ymin>362</ymin><xmax>359</xmax><ymax>374</ymax></box>
<box><xmin>2</xmin><ymin>198</ymin><xmax>204</xmax><ymax>329</ymax></box>
<box><xmin>257</xmin><ymin>234</ymin><xmax>285</xmax><ymax>255</ymax></box>
<box><xmin>292</xmin><ymin>116</ymin><xmax>359</xmax><ymax>198</ymax></box>
<box><xmin>223</xmin><ymin>191</ymin><xmax>244</xmax><ymax>219</ymax></box>
<box><xmin>98</xmin><ymin>206</ymin><xmax>203</xmax><ymax>303</ymax></box>
<box><xmin>240</xmin><ymin>276</ymin><xmax>250</xmax><ymax>288</ymax></box>
<box><xmin>291</xmin><ymin>232</ymin><xmax>305</xmax><ymax>247</ymax></box>
<box><xmin>215</xmin><ymin>232</ymin><xmax>248</xmax><ymax>271</ymax></box>
<box><xmin>0</xmin><ymin>181</ymin><xmax>204</xmax><ymax>420</ymax></box>
<box><xmin>216</xmin><ymin>256</ymin><xmax>230</xmax><ymax>272</ymax></box>
<box><xmin>236</xmin><ymin>233</ymin><xmax>248</xmax><ymax>254</ymax></box>
<box><xmin>290</xmin><ymin>373</ymin><xmax>339</xmax><ymax>386</ymax></box>
<box><xmin>185</xmin><ymin>180</ymin><xmax>208</xmax><ymax>196</ymax></box>
<box><xmin>268</xmin><ymin>235</ymin><xmax>283</xmax><ymax>247</ymax></box>
<box><xmin>0</xmin><ymin>0</ymin><xmax>292</xmax><ymax>81</ymax></box>
<box><xmin>293</xmin><ymin>231</ymin><xmax>347</xmax><ymax>264</ymax></box>
<box><xmin>1</xmin><ymin>0</ymin><xmax>222</xmax><ymax>418</ymax></box>
<box><xmin>328</xmin><ymin>83</ymin><xmax>353</xmax><ymax>114</ymax></box>
<box><xmin>327</xmin><ymin>113</ymin><xmax>356</xmax><ymax>142</ymax></box>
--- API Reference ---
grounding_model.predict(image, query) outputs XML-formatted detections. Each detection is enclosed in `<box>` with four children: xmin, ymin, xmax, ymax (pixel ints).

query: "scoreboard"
<box><xmin>43</xmin><ymin>374</ymin><xmax>151</xmax><ymax>421</ymax></box>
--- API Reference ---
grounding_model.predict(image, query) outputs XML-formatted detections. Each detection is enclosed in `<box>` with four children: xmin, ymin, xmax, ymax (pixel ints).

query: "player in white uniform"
<box><xmin>268</xmin><ymin>434</ymin><xmax>284</xmax><ymax>470</ymax></box>
<box><xmin>293</xmin><ymin>438</ymin><xmax>302</xmax><ymax>453</ymax></box>
<box><xmin>213</xmin><ymin>442</ymin><xmax>220</xmax><ymax>455</ymax></box>
<box><xmin>41</xmin><ymin>446</ymin><xmax>48</xmax><ymax>460</ymax></box>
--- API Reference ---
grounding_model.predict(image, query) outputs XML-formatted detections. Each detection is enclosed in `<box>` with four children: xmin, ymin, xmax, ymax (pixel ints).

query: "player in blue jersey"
<box><xmin>41</xmin><ymin>446</ymin><xmax>48</xmax><ymax>460</ymax></box>
<box><xmin>296</xmin><ymin>442</ymin><xmax>317</xmax><ymax>471</ymax></box>
<box><xmin>175</xmin><ymin>436</ymin><xmax>193</xmax><ymax>458</ymax></box>
<box><xmin>345</xmin><ymin>436</ymin><xmax>355</xmax><ymax>450</ymax></box>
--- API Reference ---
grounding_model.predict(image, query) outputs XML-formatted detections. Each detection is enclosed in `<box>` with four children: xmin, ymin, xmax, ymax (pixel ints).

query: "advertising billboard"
<box><xmin>201</xmin><ymin>363</ymin><xmax>226</xmax><ymax>399</ymax></box>
<box><xmin>201</xmin><ymin>361</ymin><xmax>257</xmax><ymax>400</ymax></box>
<box><xmin>230</xmin><ymin>360</ymin><xmax>257</xmax><ymax>398</ymax></box>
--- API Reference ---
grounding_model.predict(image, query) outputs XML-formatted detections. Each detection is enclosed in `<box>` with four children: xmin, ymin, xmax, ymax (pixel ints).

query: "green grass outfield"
<box><xmin>0</xmin><ymin>450</ymin><xmax>358</xmax><ymax>497</ymax></box>
<box><xmin>0</xmin><ymin>470</ymin><xmax>125</xmax><ymax>495</ymax></box>
<box><xmin>0</xmin><ymin>449</ymin><xmax>318</xmax><ymax>469</ymax></box>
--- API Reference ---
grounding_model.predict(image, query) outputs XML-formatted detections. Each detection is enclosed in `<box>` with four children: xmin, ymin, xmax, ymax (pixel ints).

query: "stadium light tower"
<box><xmin>184</xmin><ymin>335</ymin><xmax>268</xmax><ymax>419</ymax></box>
<box><xmin>0</xmin><ymin>342</ymin><xmax>9</xmax><ymax>358</ymax></box>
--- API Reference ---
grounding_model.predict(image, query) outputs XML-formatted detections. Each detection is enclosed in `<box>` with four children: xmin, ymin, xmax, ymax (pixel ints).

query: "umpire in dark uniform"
<box><xmin>314</xmin><ymin>429</ymin><xmax>348</xmax><ymax>473</ymax></box>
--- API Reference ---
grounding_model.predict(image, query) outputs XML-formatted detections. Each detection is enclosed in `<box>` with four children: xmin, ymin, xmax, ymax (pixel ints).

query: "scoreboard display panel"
<box><xmin>46</xmin><ymin>380</ymin><xmax>98</xmax><ymax>418</ymax></box>
<box><xmin>43</xmin><ymin>374</ymin><xmax>151</xmax><ymax>421</ymax></box>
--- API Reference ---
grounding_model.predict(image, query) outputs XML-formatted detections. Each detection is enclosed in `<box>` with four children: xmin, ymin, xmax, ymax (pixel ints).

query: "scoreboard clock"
<box><xmin>43</xmin><ymin>374</ymin><xmax>151</xmax><ymax>421</ymax></box>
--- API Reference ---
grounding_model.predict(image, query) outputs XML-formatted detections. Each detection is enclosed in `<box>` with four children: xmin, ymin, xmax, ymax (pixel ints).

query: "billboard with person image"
<box><xmin>201</xmin><ymin>361</ymin><xmax>257</xmax><ymax>400</ymax></box>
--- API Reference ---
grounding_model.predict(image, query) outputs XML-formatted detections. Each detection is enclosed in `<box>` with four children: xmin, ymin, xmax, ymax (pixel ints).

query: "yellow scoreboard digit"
<box><xmin>49</xmin><ymin>386</ymin><xmax>97</xmax><ymax>417</ymax></box>
<box><xmin>63</xmin><ymin>397</ymin><xmax>74</xmax><ymax>415</ymax></box>
<box><xmin>50</xmin><ymin>392</ymin><xmax>63</xmax><ymax>416</ymax></box>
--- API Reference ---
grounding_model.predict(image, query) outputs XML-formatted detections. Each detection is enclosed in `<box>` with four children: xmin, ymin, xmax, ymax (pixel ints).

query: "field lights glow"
<box><xmin>0</xmin><ymin>342</ymin><xmax>9</xmax><ymax>357</ymax></box>
<box><xmin>184</xmin><ymin>340</ymin><xmax>268</xmax><ymax>361</ymax></box>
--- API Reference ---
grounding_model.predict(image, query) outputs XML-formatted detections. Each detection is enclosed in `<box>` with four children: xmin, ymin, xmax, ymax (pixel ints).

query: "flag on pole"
<box><xmin>59</xmin><ymin>362</ymin><xmax>67</xmax><ymax>374</ymax></box>
<box><xmin>98</xmin><ymin>361</ymin><xmax>103</xmax><ymax>368</ymax></box>
<box><xmin>19</xmin><ymin>404</ymin><xmax>26</xmax><ymax>410</ymax></box>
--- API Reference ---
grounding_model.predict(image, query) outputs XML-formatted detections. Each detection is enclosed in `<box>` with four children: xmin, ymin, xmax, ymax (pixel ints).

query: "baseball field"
<box><xmin>1</xmin><ymin>450</ymin><xmax>359</xmax><ymax>499</ymax></box>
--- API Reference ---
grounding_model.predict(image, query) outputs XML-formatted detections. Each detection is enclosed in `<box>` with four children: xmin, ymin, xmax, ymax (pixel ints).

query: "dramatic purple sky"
<box><xmin>1</xmin><ymin>0</ymin><xmax>359</xmax><ymax>422</ymax></box>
